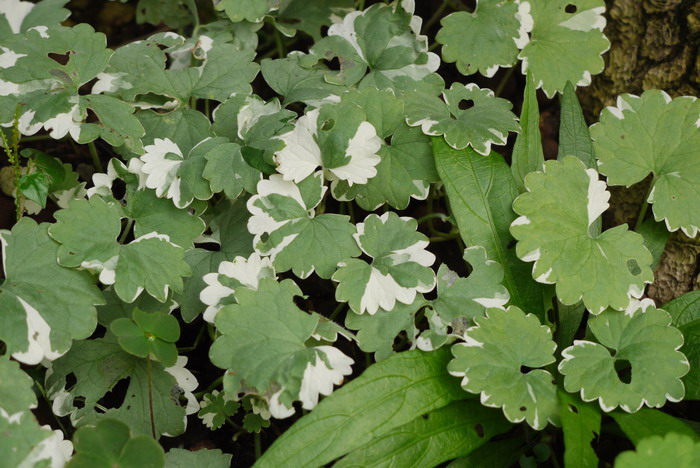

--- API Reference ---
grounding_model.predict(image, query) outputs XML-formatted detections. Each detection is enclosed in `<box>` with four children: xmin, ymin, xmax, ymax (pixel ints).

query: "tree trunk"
<box><xmin>579</xmin><ymin>0</ymin><xmax>700</xmax><ymax>305</ymax></box>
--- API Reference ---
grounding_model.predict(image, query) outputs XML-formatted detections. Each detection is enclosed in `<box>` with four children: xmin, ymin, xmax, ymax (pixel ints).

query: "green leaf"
<box><xmin>636</xmin><ymin>218</ymin><xmax>670</xmax><ymax>271</ymax></box>
<box><xmin>559</xmin><ymin>390</ymin><xmax>601</xmax><ymax>468</ymax></box>
<box><xmin>614</xmin><ymin>433</ymin><xmax>700</xmax><ymax>468</ymax></box>
<box><xmin>437</xmin><ymin>0</ymin><xmax>529</xmax><ymax>77</ymax></box>
<box><xmin>518</xmin><ymin>0</ymin><xmax>610</xmax><ymax>97</ymax></box>
<box><xmin>111</xmin><ymin>309</ymin><xmax>180</xmax><ymax>367</ymax></box>
<box><xmin>333</xmin><ymin>211</ymin><xmax>435</xmax><ymax>315</ymax></box>
<box><xmin>334</xmin><ymin>400</ymin><xmax>512</xmax><ymax>468</ymax></box>
<box><xmin>247</xmin><ymin>173</ymin><xmax>360</xmax><ymax>279</ymax></box>
<box><xmin>211</xmin><ymin>278</ymin><xmax>353</xmax><ymax>414</ymax></box>
<box><xmin>165</xmin><ymin>448</ymin><xmax>232</xmax><ymax>468</ymax></box>
<box><xmin>18</xmin><ymin>169</ymin><xmax>51</xmax><ymax>208</ymax></box>
<box><xmin>0</xmin><ymin>218</ymin><xmax>103</xmax><ymax>364</ymax></box>
<box><xmin>559</xmin><ymin>300</ymin><xmax>690</xmax><ymax>412</ymax></box>
<box><xmin>663</xmin><ymin>291</ymin><xmax>700</xmax><ymax>400</ymax></box>
<box><xmin>203</xmin><ymin>140</ymin><xmax>261</xmax><ymax>199</ymax></box>
<box><xmin>432</xmin><ymin>246</ymin><xmax>510</xmax><ymax>324</ymax></box>
<box><xmin>310</xmin><ymin>2</ymin><xmax>442</xmax><ymax>94</ymax></box>
<box><xmin>134</xmin><ymin>0</ymin><xmax>194</xmax><ymax>28</ymax></box>
<box><xmin>49</xmin><ymin>197</ymin><xmax>191</xmax><ymax>303</ymax></box>
<box><xmin>215</xmin><ymin>0</ymin><xmax>274</xmax><ymax>22</ymax></box>
<box><xmin>0</xmin><ymin>356</ymin><xmax>37</xmax><ymax>414</ymax></box>
<box><xmin>67</xmin><ymin>418</ymin><xmax>165</xmax><ymax>468</ymax></box>
<box><xmin>448</xmin><ymin>306</ymin><xmax>560</xmax><ymax>429</ymax></box>
<box><xmin>0</xmin><ymin>407</ymin><xmax>72</xmax><ymax>467</ymax></box>
<box><xmin>46</xmin><ymin>336</ymin><xmax>194</xmax><ymax>438</ymax></box>
<box><xmin>254</xmin><ymin>348</ymin><xmax>466</xmax><ymax>468</ymax></box>
<box><xmin>590</xmin><ymin>90</ymin><xmax>700</xmax><ymax>237</ymax></box>
<box><xmin>510</xmin><ymin>156</ymin><xmax>653</xmax><ymax>314</ymax></box>
<box><xmin>138</xmin><ymin>108</ymin><xmax>213</xmax><ymax>154</ymax></box>
<box><xmin>558</xmin><ymin>81</ymin><xmax>596</xmax><ymax>168</ymax></box>
<box><xmin>345</xmin><ymin>296</ymin><xmax>424</xmax><ymax>361</ymax></box>
<box><xmin>78</xmin><ymin>94</ymin><xmax>146</xmax><ymax>149</ymax></box>
<box><xmin>275</xmin><ymin>0</ymin><xmax>354</xmax><ymax>41</ymax></box>
<box><xmin>331</xmin><ymin>124</ymin><xmax>438</xmax><ymax>210</ymax></box>
<box><xmin>447</xmin><ymin>437</ymin><xmax>527</xmax><ymax>468</ymax></box>
<box><xmin>0</xmin><ymin>0</ymin><xmax>70</xmax><ymax>40</ymax></box>
<box><xmin>197</xmin><ymin>390</ymin><xmax>240</xmax><ymax>430</ymax></box>
<box><xmin>406</xmin><ymin>83</ymin><xmax>520</xmax><ymax>154</ymax></box>
<box><xmin>611</xmin><ymin>408</ymin><xmax>699</xmax><ymax>445</ymax></box>
<box><xmin>511</xmin><ymin>71</ymin><xmax>544</xmax><ymax>192</ymax></box>
<box><xmin>433</xmin><ymin>138</ymin><xmax>544</xmax><ymax>317</ymax></box>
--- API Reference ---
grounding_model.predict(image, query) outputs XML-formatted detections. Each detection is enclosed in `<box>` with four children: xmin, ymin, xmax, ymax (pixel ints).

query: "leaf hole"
<box><xmin>321</xmin><ymin>119</ymin><xmax>335</xmax><ymax>131</ymax></box>
<box><xmin>421</xmin><ymin>413</ymin><xmax>429</xmax><ymax>419</ymax></box>
<box><xmin>626</xmin><ymin>259</ymin><xmax>641</xmax><ymax>276</ymax></box>
<box><xmin>458</xmin><ymin>99</ymin><xmax>474</xmax><ymax>111</ymax></box>
<box><xmin>614</xmin><ymin>359</ymin><xmax>632</xmax><ymax>384</ymax></box>
<box><xmin>48</xmin><ymin>52</ymin><xmax>69</xmax><ymax>65</ymax></box>
<box><xmin>519</xmin><ymin>406</ymin><xmax>527</xmax><ymax>411</ymax></box>
<box><xmin>474</xmin><ymin>423</ymin><xmax>485</xmax><ymax>437</ymax></box>
<box><xmin>565</xmin><ymin>4</ymin><xmax>577</xmax><ymax>14</ymax></box>
<box><xmin>323</xmin><ymin>56</ymin><xmax>341</xmax><ymax>71</ymax></box>
<box><xmin>96</xmin><ymin>377</ymin><xmax>130</xmax><ymax>412</ymax></box>
<box><xmin>568</xmin><ymin>404</ymin><xmax>579</xmax><ymax>414</ymax></box>
<box><xmin>520</xmin><ymin>365</ymin><xmax>534</xmax><ymax>374</ymax></box>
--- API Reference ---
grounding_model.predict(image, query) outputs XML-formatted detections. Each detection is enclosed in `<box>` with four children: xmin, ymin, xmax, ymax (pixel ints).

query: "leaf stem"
<box><xmin>147</xmin><ymin>357</ymin><xmax>156</xmax><ymax>439</ymax></box>
<box><xmin>255</xmin><ymin>432</ymin><xmax>262</xmax><ymax>459</ymax></box>
<box><xmin>424</xmin><ymin>0</ymin><xmax>450</xmax><ymax>31</ymax></box>
<box><xmin>34</xmin><ymin>379</ymin><xmax>71</xmax><ymax>437</ymax></box>
<box><xmin>118</xmin><ymin>219</ymin><xmax>134</xmax><ymax>244</ymax></box>
<box><xmin>634</xmin><ymin>178</ymin><xmax>656</xmax><ymax>231</ymax></box>
<box><xmin>87</xmin><ymin>141</ymin><xmax>104</xmax><ymax>173</ymax></box>
<box><xmin>328</xmin><ymin>302</ymin><xmax>346</xmax><ymax>321</ymax></box>
<box><xmin>495</xmin><ymin>66</ymin><xmax>516</xmax><ymax>97</ymax></box>
<box><xmin>194</xmin><ymin>374</ymin><xmax>224</xmax><ymax>399</ymax></box>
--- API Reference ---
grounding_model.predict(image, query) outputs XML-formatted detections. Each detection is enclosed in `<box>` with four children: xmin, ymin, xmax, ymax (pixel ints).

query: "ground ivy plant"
<box><xmin>1</xmin><ymin>0</ymin><xmax>698</xmax><ymax>466</ymax></box>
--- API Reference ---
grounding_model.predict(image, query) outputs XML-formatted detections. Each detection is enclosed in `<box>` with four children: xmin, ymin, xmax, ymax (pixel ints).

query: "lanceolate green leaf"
<box><xmin>611</xmin><ymin>408</ymin><xmax>699</xmax><ymax>446</ymax></box>
<box><xmin>559</xmin><ymin>390</ymin><xmax>601</xmax><ymax>468</ymax></box>
<box><xmin>254</xmin><ymin>348</ymin><xmax>465</xmax><ymax>468</ymax></box>
<box><xmin>334</xmin><ymin>400</ymin><xmax>512</xmax><ymax>468</ymax></box>
<box><xmin>663</xmin><ymin>290</ymin><xmax>700</xmax><ymax>399</ymax></box>
<box><xmin>511</xmin><ymin>71</ymin><xmax>545</xmax><ymax>192</ymax></box>
<box><xmin>433</xmin><ymin>138</ymin><xmax>544</xmax><ymax>317</ymax></box>
<box><xmin>558</xmin><ymin>81</ymin><xmax>596</xmax><ymax>168</ymax></box>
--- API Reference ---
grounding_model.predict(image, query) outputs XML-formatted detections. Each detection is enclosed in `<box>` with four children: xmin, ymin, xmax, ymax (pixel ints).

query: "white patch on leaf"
<box><xmin>140</xmin><ymin>137</ymin><xmax>184</xmax><ymax>206</ymax></box>
<box><xmin>0</xmin><ymin>46</ymin><xmax>26</xmax><ymax>68</ymax></box>
<box><xmin>359</xmin><ymin>266</ymin><xmax>418</xmax><ymax>315</ymax></box>
<box><xmin>43</xmin><ymin>101</ymin><xmax>82</xmax><ymax>140</ymax></box>
<box><xmin>237</xmin><ymin>97</ymin><xmax>280</xmax><ymax>139</ymax></box>
<box><xmin>268</xmin><ymin>388</ymin><xmax>295</xmax><ymax>419</ymax></box>
<box><xmin>17</xmin><ymin>423</ymin><xmax>73</xmax><ymax>468</ymax></box>
<box><xmin>326</xmin><ymin>121</ymin><xmax>382</xmax><ymax>185</ymax></box>
<box><xmin>514</xmin><ymin>1</ymin><xmax>533</xmax><ymax>49</ymax></box>
<box><xmin>298</xmin><ymin>346</ymin><xmax>354</xmax><ymax>410</ymax></box>
<box><xmin>91</xmin><ymin>72</ymin><xmax>133</xmax><ymax>94</ymax></box>
<box><xmin>559</xmin><ymin>7</ymin><xmax>606</xmax><ymax>32</ymax></box>
<box><xmin>0</xmin><ymin>0</ymin><xmax>34</xmax><ymax>34</ymax></box>
<box><xmin>586</xmin><ymin>167</ymin><xmax>610</xmax><ymax>227</ymax></box>
<box><xmin>274</xmin><ymin>109</ymin><xmax>323</xmax><ymax>183</ymax></box>
<box><xmin>327</xmin><ymin>11</ymin><xmax>365</xmax><ymax>60</ymax></box>
<box><xmin>164</xmin><ymin>356</ymin><xmax>199</xmax><ymax>416</ymax></box>
<box><xmin>12</xmin><ymin>297</ymin><xmax>64</xmax><ymax>365</ymax></box>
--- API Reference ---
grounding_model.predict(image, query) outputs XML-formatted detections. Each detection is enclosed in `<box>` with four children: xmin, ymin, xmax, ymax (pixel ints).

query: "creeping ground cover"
<box><xmin>1</xmin><ymin>0</ymin><xmax>700</xmax><ymax>466</ymax></box>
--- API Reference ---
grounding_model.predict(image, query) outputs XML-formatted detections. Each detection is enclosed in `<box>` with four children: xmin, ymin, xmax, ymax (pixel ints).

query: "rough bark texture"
<box><xmin>579</xmin><ymin>0</ymin><xmax>700</xmax><ymax>305</ymax></box>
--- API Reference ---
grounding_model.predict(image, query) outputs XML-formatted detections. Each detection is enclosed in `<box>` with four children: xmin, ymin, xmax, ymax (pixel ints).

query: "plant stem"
<box><xmin>255</xmin><ymin>432</ymin><xmax>262</xmax><ymax>459</ymax></box>
<box><xmin>328</xmin><ymin>303</ymin><xmax>346</xmax><ymax>321</ymax></box>
<box><xmin>118</xmin><ymin>219</ymin><xmax>134</xmax><ymax>244</ymax></box>
<box><xmin>424</xmin><ymin>0</ymin><xmax>449</xmax><ymax>31</ymax></box>
<box><xmin>17</xmin><ymin>134</ymin><xmax>53</xmax><ymax>142</ymax></box>
<box><xmin>194</xmin><ymin>375</ymin><xmax>224</xmax><ymax>399</ymax></box>
<box><xmin>495</xmin><ymin>66</ymin><xmax>516</xmax><ymax>97</ymax></box>
<box><xmin>185</xmin><ymin>0</ymin><xmax>200</xmax><ymax>37</ymax></box>
<box><xmin>147</xmin><ymin>357</ymin><xmax>156</xmax><ymax>439</ymax></box>
<box><xmin>87</xmin><ymin>141</ymin><xmax>104</xmax><ymax>173</ymax></box>
<box><xmin>634</xmin><ymin>178</ymin><xmax>656</xmax><ymax>231</ymax></box>
<box><xmin>34</xmin><ymin>379</ymin><xmax>70</xmax><ymax>437</ymax></box>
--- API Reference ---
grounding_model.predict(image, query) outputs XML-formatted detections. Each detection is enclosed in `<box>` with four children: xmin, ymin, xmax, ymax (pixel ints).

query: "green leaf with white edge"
<box><xmin>510</xmin><ymin>156</ymin><xmax>653</xmax><ymax>314</ymax></box>
<box><xmin>111</xmin><ymin>309</ymin><xmax>180</xmax><ymax>367</ymax></box>
<box><xmin>0</xmin><ymin>356</ymin><xmax>37</xmax><ymax>414</ymax></box>
<box><xmin>0</xmin><ymin>218</ymin><xmax>103</xmax><ymax>364</ymax></box>
<box><xmin>518</xmin><ymin>0</ymin><xmax>610</xmax><ymax>98</ymax></box>
<box><xmin>448</xmin><ymin>306</ymin><xmax>560</xmax><ymax>430</ymax></box>
<box><xmin>200</xmin><ymin>252</ymin><xmax>276</xmax><ymax>323</ymax></box>
<box><xmin>406</xmin><ymin>83</ymin><xmax>520</xmax><ymax>154</ymax></box>
<box><xmin>433</xmin><ymin>246</ymin><xmax>510</xmax><ymax>325</ymax></box>
<box><xmin>558</xmin><ymin>81</ymin><xmax>596</xmax><ymax>168</ymax></box>
<box><xmin>0</xmin><ymin>0</ymin><xmax>69</xmax><ymax>40</ymax></box>
<box><xmin>310</xmin><ymin>2</ymin><xmax>442</xmax><ymax>94</ymax></box>
<box><xmin>345</xmin><ymin>296</ymin><xmax>424</xmax><ymax>361</ymax></box>
<box><xmin>77</xmin><ymin>94</ymin><xmax>146</xmax><ymax>150</ymax></box>
<box><xmin>559</xmin><ymin>390</ymin><xmax>601</xmax><ymax>468</ymax></box>
<box><xmin>437</xmin><ymin>0</ymin><xmax>531</xmax><ymax>77</ymax></box>
<box><xmin>67</xmin><ymin>418</ymin><xmax>165</xmax><ymax>468</ymax></box>
<box><xmin>49</xmin><ymin>196</ymin><xmax>191</xmax><ymax>303</ymax></box>
<box><xmin>197</xmin><ymin>390</ymin><xmax>240</xmax><ymax>430</ymax></box>
<box><xmin>559</xmin><ymin>299</ymin><xmax>690</xmax><ymax>412</ymax></box>
<box><xmin>96</xmin><ymin>289</ymin><xmax>176</xmax><ymax>328</ymax></box>
<box><xmin>210</xmin><ymin>278</ymin><xmax>353</xmax><ymax>414</ymax></box>
<box><xmin>175</xmin><ymin>198</ymin><xmax>255</xmax><ymax>322</ymax></box>
<box><xmin>333</xmin><ymin>211</ymin><xmax>436</xmax><ymax>315</ymax></box>
<box><xmin>125</xmin><ymin>189</ymin><xmax>205</xmax><ymax>250</ymax></box>
<box><xmin>663</xmin><ymin>290</ymin><xmax>700</xmax><ymax>399</ymax></box>
<box><xmin>334</xmin><ymin>400</ymin><xmax>512</xmax><ymax>468</ymax></box>
<box><xmin>274</xmin><ymin>100</ymin><xmax>382</xmax><ymax>186</ymax></box>
<box><xmin>331</xmin><ymin>124</ymin><xmax>438</xmax><ymax>210</ymax></box>
<box><xmin>247</xmin><ymin>172</ymin><xmax>360</xmax><ymax>279</ymax></box>
<box><xmin>636</xmin><ymin>218</ymin><xmax>670</xmax><ymax>271</ymax></box>
<box><xmin>614</xmin><ymin>433</ymin><xmax>700</xmax><ymax>468</ymax></box>
<box><xmin>512</xmin><ymin>71</ymin><xmax>544</xmax><ymax>192</ymax></box>
<box><xmin>165</xmin><ymin>448</ymin><xmax>232</xmax><ymax>468</ymax></box>
<box><xmin>203</xmin><ymin>140</ymin><xmax>262</xmax><ymax>199</ymax></box>
<box><xmin>254</xmin><ymin>348</ymin><xmax>466</xmax><ymax>468</ymax></box>
<box><xmin>275</xmin><ymin>0</ymin><xmax>354</xmax><ymax>41</ymax></box>
<box><xmin>138</xmin><ymin>108</ymin><xmax>213</xmax><ymax>154</ymax></box>
<box><xmin>610</xmin><ymin>408</ymin><xmax>699</xmax><ymax>446</ymax></box>
<box><xmin>46</xmin><ymin>336</ymin><xmax>197</xmax><ymax>438</ymax></box>
<box><xmin>214</xmin><ymin>0</ymin><xmax>275</xmax><ymax>22</ymax></box>
<box><xmin>433</xmin><ymin>138</ymin><xmax>544</xmax><ymax>317</ymax></box>
<box><xmin>260</xmin><ymin>52</ymin><xmax>347</xmax><ymax>106</ymax></box>
<box><xmin>0</xmin><ymin>407</ymin><xmax>72</xmax><ymax>468</ymax></box>
<box><xmin>590</xmin><ymin>90</ymin><xmax>700</xmax><ymax>237</ymax></box>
